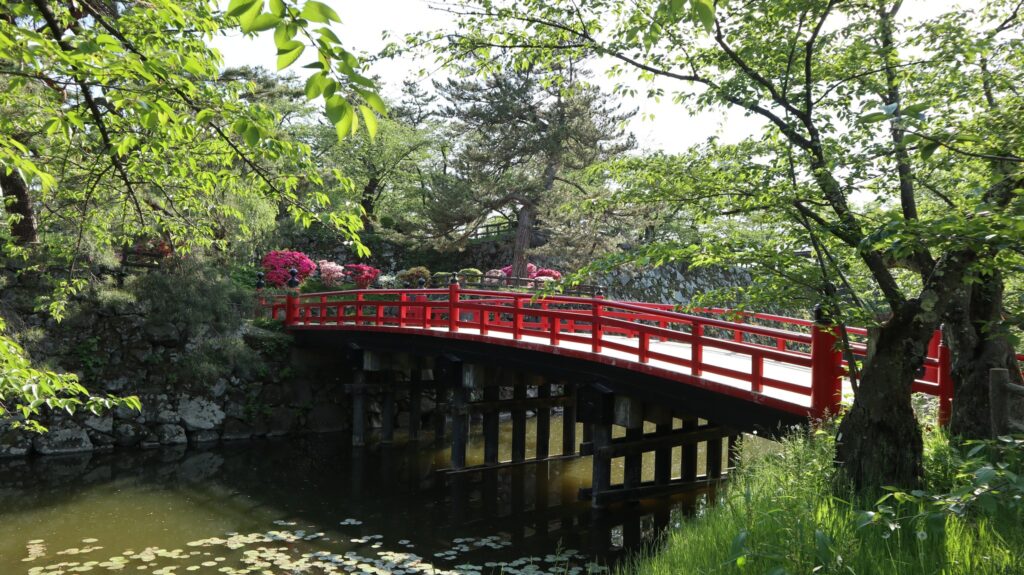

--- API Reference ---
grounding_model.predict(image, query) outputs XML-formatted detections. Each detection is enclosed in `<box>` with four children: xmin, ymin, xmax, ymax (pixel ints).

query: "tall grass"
<box><xmin>623</xmin><ymin>427</ymin><xmax>1024</xmax><ymax>575</ymax></box>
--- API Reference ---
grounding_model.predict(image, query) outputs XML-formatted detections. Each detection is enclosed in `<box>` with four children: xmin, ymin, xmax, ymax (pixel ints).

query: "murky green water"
<box><xmin>0</xmin><ymin>416</ymin><xmax>713</xmax><ymax>574</ymax></box>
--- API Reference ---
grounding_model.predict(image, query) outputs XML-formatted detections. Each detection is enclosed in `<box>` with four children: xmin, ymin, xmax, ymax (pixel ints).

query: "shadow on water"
<box><xmin>0</xmin><ymin>424</ymin><xmax>716</xmax><ymax>573</ymax></box>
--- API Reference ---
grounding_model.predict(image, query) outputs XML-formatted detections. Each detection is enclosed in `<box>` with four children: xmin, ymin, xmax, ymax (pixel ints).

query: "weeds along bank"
<box><xmin>623</xmin><ymin>426</ymin><xmax>1024</xmax><ymax>575</ymax></box>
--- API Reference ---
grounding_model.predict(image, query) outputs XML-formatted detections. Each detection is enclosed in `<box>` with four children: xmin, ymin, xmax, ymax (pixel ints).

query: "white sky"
<box><xmin>212</xmin><ymin>0</ymin><xmax>960</xmax><ymax>154</ymax></box>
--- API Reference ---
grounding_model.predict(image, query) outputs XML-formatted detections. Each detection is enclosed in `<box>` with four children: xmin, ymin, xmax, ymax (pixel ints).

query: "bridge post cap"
<box><xmin>595</xmin><ymin>286</ymin><xmax>605</xmax><ymax>298</ymax></box>
<box><xmin>286</xmin><ymin>268</ymin><xmax>300</xmax><ymax>289</ymax></box>
<box><xmin>255</xmin><ymin>271</ymin><xmax>265</xmax><ymax>289</ymax></box>
<box><xmin>449</xmin><ymin>272</ymin><xmax>459</xmax><ymax>285</ymax></box>
<box><xmin>417</xmin><ymin>277</ymin><xmax>427</xmax><ymax>288</ymax></box>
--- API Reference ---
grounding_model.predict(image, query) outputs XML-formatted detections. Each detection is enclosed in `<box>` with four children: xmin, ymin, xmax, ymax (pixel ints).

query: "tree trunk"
<box><xmin>836</xmin><ymin>303</ymin><xmax>932</xmax><ymax>489</ymax></box>
<box><xmin>0</xmin><ymin>169</ymin><xmax>39</xmax><ymax>245</ymax></box>
<box><xmin>511</xmin><ymin>202</ymin><xmax>534</xmax><ymax>279</ymax></box>
<box><xmin>945</xmin><ymin>270</ymin><xmax>1024</xmax><ymax>438</ymax></box>
<box><xmin>360</xmin><ymin>177</ymin><xmax>379</xmax><ymax>232</ymax></box>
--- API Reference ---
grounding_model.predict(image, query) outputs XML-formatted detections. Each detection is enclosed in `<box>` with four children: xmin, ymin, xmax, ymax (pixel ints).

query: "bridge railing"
<box><xmin>260</xmin><ymin>283</ymin><xmax>1018</xmax><ymax>423</ymax></box>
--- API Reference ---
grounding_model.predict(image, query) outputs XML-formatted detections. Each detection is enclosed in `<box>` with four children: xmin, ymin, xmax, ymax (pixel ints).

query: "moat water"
<box><xmin>0</xmin><ymin>417</ymin><xmax>721</xmax><ymax>574</ymax></box>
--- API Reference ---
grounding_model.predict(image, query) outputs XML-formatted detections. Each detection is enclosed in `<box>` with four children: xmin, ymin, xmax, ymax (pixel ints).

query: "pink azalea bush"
<box><xmin>317</xmin><ymin>260</ymin><xmax>347</xmax><ymax>287</ymax></box>
<box><xmin>533</xmin><ymin>268</ymin><xmax>562</xmax><ymax>280</ymax></box>
<box><xmin>500</xmin><ymin>263</ymin><xmax>538</xmax><ymax>278</ymax></box>
<box><xmin>344</xmin><ymin>264</ymin><xmax>381</xmax><ymax>288</ymax></box>
<box><xmin>261</xmin><ymin>250</ymin><xmax>316</xmax><ymax>287</ymax></box>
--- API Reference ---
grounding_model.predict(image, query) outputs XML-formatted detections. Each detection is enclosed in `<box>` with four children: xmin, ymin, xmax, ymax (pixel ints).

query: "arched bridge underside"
<box><xmin>264</xmin><ymin>285</ymin><xmax>963</xmax><ymax>506</ymax></box>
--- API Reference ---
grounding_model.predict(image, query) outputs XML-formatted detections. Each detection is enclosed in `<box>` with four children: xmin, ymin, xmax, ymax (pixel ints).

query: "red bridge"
<box><xmin>262</xmin><ymin>281</ymin><xmax>956</xmax><ymax>427</ymax></box>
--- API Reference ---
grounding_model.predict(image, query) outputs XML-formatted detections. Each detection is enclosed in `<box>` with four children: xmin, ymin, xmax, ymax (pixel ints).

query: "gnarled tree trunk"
<box><xmin>836</xmin><ymin>303</ymin><xmax>934</xmax><ymax>488</ymax></box>
<box><xmin>945</xmin><ymin>270</ymin><xmax>1024</xmax><ymax>438</ymax></box>
<box><xmin>511</xmin><ymin>202</ymin><xmax>534</xmax><ymax>279</ymax></box>
<box><xmin>0</xmin><ymin>169</ymin><xmax>38</xmax><ymax>245</ymax></box>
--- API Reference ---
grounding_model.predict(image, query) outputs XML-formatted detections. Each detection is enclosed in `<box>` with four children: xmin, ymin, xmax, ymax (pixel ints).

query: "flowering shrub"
<box><xmin>500</xmin><ymin>263</ymin><xmax>538</xmax><ymax>278</ymax></box>
<box><xmin>483</xmin><ymin>269</ymin><xmax>505</xmax><ymax>285</ymax></box>
<box><xmin>533</xmin><ymin>268</ymin><xmax>562</xmax><ymax>281</ymax></box>
<box><xmin>377</xmin><ymin>274</ymin><xmax>399</xmax><ymax>288</ymax></box>
<box><xmin>344</xmin><ymin>264</ymin><xmax>381</xmax><ymax>288</ymax></box>
<box><xmin>261</xmin><ymin>250</ymin><xmax>316</xmax><ymax>287</ymax></box>
<box><xmin>317</xmin><ymin>260</ymin><xmax>347</xmax><ymax>287</ymax></box>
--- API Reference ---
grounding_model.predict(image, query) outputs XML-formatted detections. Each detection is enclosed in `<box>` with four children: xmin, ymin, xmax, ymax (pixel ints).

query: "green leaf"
<box><xmin>237</xmin><ymin>1</ymin><xmax>264</xmax><ymax>32</ymax></box>
<box><xmin>359</xmin><ymin>105</ymin><xmax>377</xmax><ymax>139</ymax></box>
<box><xmin>247</xmin><ymin>13</ymin><xmax>281</xmax><ymax>33</ymax></box>
<box><xmin>692</xmin><ymin>0</ymin><xmax>715</xmax><ymax>32</ymax></box>
<box><xmin>226</xmin><ymin>0</ymin><xmax>260</xmax><ymax>17</ymax></box>
<box><xmin>300</xmin><ymin>0</ymin><xmax>340</xmax><ymax>23</ymax></box>
<box><xmin>304</xmin><ymin>73</ymin><xmax>326</xmax><ymax>100</ymax></box>
<box><xmin>920</xmin><ymin>141</ymin><xmax>941</xmax><ymax>159</ymax></box>
<box><xmin>901</xmin><ymin>102</ymin><xmax>930</xmax><ymax>116</ymax></box>
<box><xmin>325</xmin><ymin>95</ymin><xmax>347</xmax><ymax>124</ymax></box>
<box><xmin>243</xmin><ymin>125</ymin><xmax>261</xmax><ymax>146</ymax></box>
<box><xmin>276</xmin><ymin>43</ymin><xmax>304</xmax><ymax>70</ymax></box>
<box><xmin>860</xmin><ymin>112</ymin><xmax>889</xmax><ymax>123</ymax></box>
<box><xmin>269</xmin><ymin>0</ymin><xmax>286</xmax><ymax>16</ymax></box>
<box><xmin>335</xmin><ymin>105</ymin><xmax>353</xmax><ymax>140</ymax></box>
<box><xmin>360</xmin><ymin>91</ymin><xmax>387</xmax><ymax>116</ymax></box>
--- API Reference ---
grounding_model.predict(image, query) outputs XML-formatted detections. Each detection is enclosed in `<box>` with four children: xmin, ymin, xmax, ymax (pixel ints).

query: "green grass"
<box><xmin>623</xmin><ymin>427</ymin><xmax>1024</xmax><ymax>575</ymax></box>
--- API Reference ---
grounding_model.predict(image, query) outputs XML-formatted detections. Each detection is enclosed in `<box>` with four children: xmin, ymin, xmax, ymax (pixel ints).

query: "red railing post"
<box><xmin>319</xmin><ymin>295</ymin><xmax>327</xmax><ymax>325</ymax></box>
<box><xmin>513</xmin><ymin>296</ymin><xmax>523</xmax><ymax>340</ymax></box>
<box><xmin>285</xmin><ymin>292</ymin><xmax>298</xmax><ymax>326</ymax></box>
<box><xmin>399</xmin><ymin>292</ymin><xmax>408</xmax><ymax>328</ymax></box>
<box><xmin>937</xmin><ymin>327</ymin><xmax>953</xmax><ymax>426</ymax></box>
<box><xmin>356</xmin><ymin>292</ymin><xmax>364</xmax><ymax>325</ymax></box>
<box><xmin>639</xmin><ymin>332</ymin><xmax>649</xmax><ymax>363</ymax></box>
<box><xmin>448</xmin><ymin>274</ymin><xmax>460</xmax><ymax>332</ymax></box>
<box><xmin>549</xmin><ymin>302</ymin><xmax>560</xmax><ymax>345</ymax></box>
<box><xmin>591</xmin><ymin>290</ymin><xmax>604</xmax><ymax>353</ymax></box>
<box><xmin>810</xmin><ymin>305</ymin><xmax>843</xmax><ymax>418</ymax></box>
<box><xmin>751</xmin><ymin>353</ymin><xmax>763</xmax><ymax>393</ymax></box>
<box><xmin>692</xmin><ymin>321</ymin><xmax>703</xmax><ymax>376</ymax></box>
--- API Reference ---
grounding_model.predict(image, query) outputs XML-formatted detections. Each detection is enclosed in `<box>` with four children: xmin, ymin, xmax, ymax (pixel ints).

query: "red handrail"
<box><xmin>258</xmin><ymin>285</ymin><xmax>1010</xmax><ymax>423</ymax></box>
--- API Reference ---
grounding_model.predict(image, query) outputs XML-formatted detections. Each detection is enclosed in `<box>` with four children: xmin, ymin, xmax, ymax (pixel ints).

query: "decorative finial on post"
<box><xmin>255</xmin><ymin>271</ymin><xmax>265</xmax><ymax>290</ymax></box>
<box><xmin>596</xmin><ymin>286</ymin><xmax>605</xmax><ymax>298</ymax></box>
<box><xmin>813</xmin><ymin>303</ymin><xmax>830</xmax><ymax>324</ymax></box>
<box><xmin>449</xmin><ymin>272</ymin><xmax>459</xmax><ymax>285</ymax></box>
<box><xmin>287</xmin><ymin>268</ymin><xmax>300</xmax><ymax>289</ymax></box>
<box><xmin>418</xmin><ymin>277</ymin><xmax>427</xmax><ymax>289</ymax></box>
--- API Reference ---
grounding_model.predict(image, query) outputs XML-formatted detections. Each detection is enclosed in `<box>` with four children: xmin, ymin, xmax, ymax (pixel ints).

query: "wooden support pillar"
<box><xmin>680</xmin><ymin>417</ymin><xmax>698</xmax><ymax>482</ymax></box>
<box><xmin>483</xmin><ymin>381</ymin><xmax>500</xmax><ymax>465</ymax></box>
<box><xmin>351</xmin><ymin>374</ymin><xmax>367</xmax><ymax>447</ymax></box>
<box><xmin>562</xmin><ymin>383</ymin><xmax>577</xmax><ymax>456</ymax></box>
<box><xmin>624</xmin><ymin>426</ymin><xmax>643</xmax><ymax>493</ymax></box>
<box><xmin>655</xmin><ymin>421</ymin><xmax>673</xmax><ymax>485</ymax></box>
<box><xmin>381</xmin><ymin>384</ymin><xmax>395</xmax><ymax>443</ymax></box>
<box><xmin>511</xmin><ymin>373</ymin><xmax>527</xmax><ymax>462</ymax></box>
<box><xmin>433</xmin><ymin>378</ymin><xmax>447</xmax><ymax>446</ymax></box>
<box><xmin>591</xmin><ymin>422</ymin><xmax>612</xmax><ymax>508</ymax></box>
<box><xmin>449</xmin><ymin>362</ymin><xmax>470</xmax><ymax>470</ymax></box>
<box><xmin>707</xmin><ymin>435</ymin><xmax>724</xmax><ymax>479</ymax></box>
<box><xmin>408</xmin><ymin>364</ymin><xmax>422</xmax><ymax>441</ymax></box>
<box><xmin>535</xmin><ymin>378</ymin><xmax>551</xmax><ymax>460</ymax></box>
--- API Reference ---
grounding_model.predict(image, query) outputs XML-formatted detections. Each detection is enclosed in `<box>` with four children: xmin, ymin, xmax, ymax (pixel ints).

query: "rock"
<box><xmin>259</xmin><ymin>384</ymin><xmax>285</xmax><ymax>405</ymax></box>
<box><xmin>32</xmin><ymin>424</ymin><xmax>93</xmax><ymax>455</ymax></box>
<box><xmin>140</xmin><ymin>432</ymin><xmax>161</xmax><ymax>449</ymax></box>
<box><xmin>145</xmin><ymin>322</ymin><xmax>179</xmax><ymax>344</ymax></box>
<box><xmin>188</xmin><ymin>429</ymin><xmax>220</xmax><ymax>444</ymax></box>
<box><xmin>307</xmin><ymin>404</ymin><xmax>346</xmax><ymax>433</ymax></box>
<box><xmin>0</xmin><ymin>428</ymin><xmax>32</xmax><ymax>458</ymax></box>
<box><xmin>419</xmin><ymin>396</ymin><xmax>436</xmax><ymax>413</ymax></box>
<box><xmin>154</xmin><ymin>423</ymin><xmax>187</xmax><ymax>445</ymax></box>
<box><xmin>221</xmin><ymin>418</ymin><xmax>254</xmax><ymax>441</ymax></box>
<box><xmin>114</xmin><ymin>421</ymin><xmax>146</xmax><ymax>447</ymax></box>
<box><xmin>290</xmin><ymin>381</ymin><xmax>314</xmax><ymax>407</ymax></box>
<box><xmin>266</xmin><ymin>408</ymin><xmax>298</xmax><ymax>436</ymax></box>
<box><xmin>177</xmin><ymin>396</ymin><xmax>224</xmax><ymax>431</ymax></box>
<box><xmin>82</xmin><ymin>415</ymin><xmax>113</xmax><ymax>434</ymax></box>
<box><xmin>114</xmin><ymin>404</ymin><xmax>144</xmax><ymax>422</ymax></box>
<box><xmin>209</xmin><ymin>378</ymin><xmax>228</xmax><ymax>399</ymax></box>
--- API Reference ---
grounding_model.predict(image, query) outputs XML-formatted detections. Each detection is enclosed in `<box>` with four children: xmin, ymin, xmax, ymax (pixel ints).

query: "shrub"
<box><xmin>483</xmin><ymin>269</ymin><xmax>505</xmax><ymax>285</ymax></box>
<box><xmin>261</xmin><ymin>250</ymin><xmax>315</xmax><ymax>287</ymax></box>
<box><xmin>534</xmin><ymin>268</ymin><xmax>562</xmax><ymax>281</ymax></box>
<box><xmin>344</xmin><ymin>264</ymin><xmax>381</xmax><ymax>288</ymax></box>
<box><xmin>458</xmin><ymin>268</ymin><xmax>484</xmax><ymax>282</ymax></box>
<box><xmin>500</xmin><ymin>263</ymin><xmax>539</xmax><ymax>278</ymax></box>
<box><xmin>377</xmin><ymin>274</ymin><xmax>399</xmax><ymax>288</ymax></box>
<box><xmin>397</xmin><ymin>266</ymin><xmax>431</xmax><ymax>287</ymax></box>
<box><xmin>317</xmin><ymin>260</ymin><xmax>347</xmax><ymax>287</ymax></box>
<box><xmin>431</xmin><ymin>271</ymin><xmax>452</xmax><ymax>287</ymax></box>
